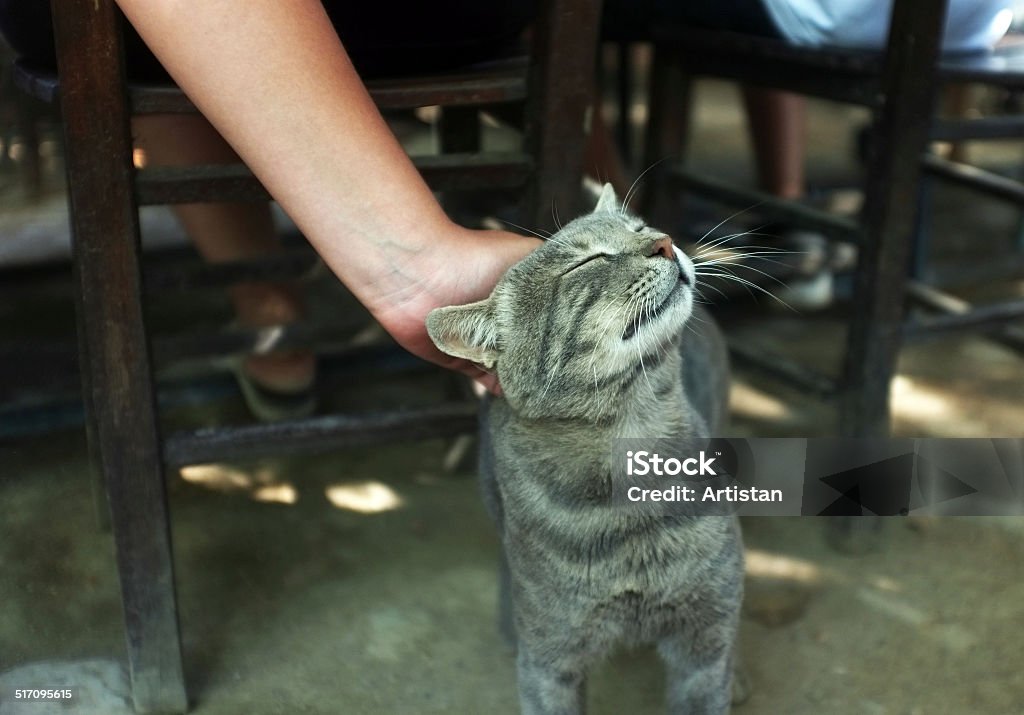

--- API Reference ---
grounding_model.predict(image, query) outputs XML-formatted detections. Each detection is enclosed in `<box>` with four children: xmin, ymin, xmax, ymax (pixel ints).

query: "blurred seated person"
<box><xmin>600</xmin><ymin>0</ymin><xmax>1013</xmax><ymax>307</ymax></box>
<box><xmin>0</xmin><ymin>0</ymin><xmax>539</xmax><ymax>418</ymax></box>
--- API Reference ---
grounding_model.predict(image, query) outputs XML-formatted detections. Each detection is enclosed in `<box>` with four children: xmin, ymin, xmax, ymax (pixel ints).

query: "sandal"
<box><xmin>233</xmin><ymin>360</ymin><xmax>317</xmax><ymax>422</ymax></box>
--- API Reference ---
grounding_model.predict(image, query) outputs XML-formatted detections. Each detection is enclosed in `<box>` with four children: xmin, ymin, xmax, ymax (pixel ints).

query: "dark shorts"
<box><xmin>602</xmin><ymin>0</ymin><xmax>780</xmax><ymax>43</ymax></box>
<box><xmin>0</xmin><ymin>1</ymin><xmax>537</xmax><ymax>82</ymax></box>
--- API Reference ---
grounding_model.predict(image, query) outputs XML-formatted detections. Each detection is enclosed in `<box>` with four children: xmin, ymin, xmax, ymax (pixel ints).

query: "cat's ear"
<box><xmin>593</xmin><ymin>182</ymin><xmax>620</xmax><ymax>214</ymax></box>
<box><xmin>426</xmin><ymin>299</ymin><xmax>499</xmax><ymax>369</ymax></box>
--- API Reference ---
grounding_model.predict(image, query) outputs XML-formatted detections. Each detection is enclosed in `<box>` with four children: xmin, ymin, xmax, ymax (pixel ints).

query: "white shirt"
<box><xmin>761</xmin><ymin>0</ymin><xmax>1015</xmax><ymax>53</ymax></box>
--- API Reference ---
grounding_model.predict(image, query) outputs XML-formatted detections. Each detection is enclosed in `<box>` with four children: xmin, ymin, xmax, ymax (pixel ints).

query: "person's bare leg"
<box><xmin>741</xmin><ymin>87</ymin><xmax>806</xmax><ymax>199</ymax></box>
<box><xmin>741</xmin><ymin>87</ymin><xmax>835</xmax><ymax>309</ymax></box>
<box><xmin>133</xmin><ymin>114</ymin><xmax>314</xmax><ymax>392</ymax></box>
<box><xmin>942</xmin><ymin>83</ymin><xmax>973</xmax><ymax>164</ymax></box>
<box><xmin>118</xmin><ymin>0</ymin><xmax>542</xmax><ymax>393</ymax></box>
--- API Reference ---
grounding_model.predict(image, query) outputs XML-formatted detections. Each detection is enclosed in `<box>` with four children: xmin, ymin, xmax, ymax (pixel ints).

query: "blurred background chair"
<box><xmin>11</xmin><ymin>0</ymin><xmax>601</xmax><ymax>711</ymax></box>
<box><xmin>909</xmin><ymin>43</ymin><xmax>1024</xmax><ymax>355</ymax></box>
<box><xmin>632</xmin><ymin>0</ymin><xmax>1024</xmax><ymax>443</ymax></box>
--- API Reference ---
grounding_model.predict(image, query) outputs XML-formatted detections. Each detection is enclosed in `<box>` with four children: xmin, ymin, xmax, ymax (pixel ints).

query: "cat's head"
<box><xmin>427</xmin><ymin>184</ymin><xmax>696</xmax><ymax>420</ymax></box>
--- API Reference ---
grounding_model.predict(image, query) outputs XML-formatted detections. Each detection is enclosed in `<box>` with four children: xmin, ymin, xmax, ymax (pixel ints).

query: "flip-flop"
<box><xmin>233</xmin><ymin>363</ymin><xmax>317</xmax><ymax>422</ymax></box>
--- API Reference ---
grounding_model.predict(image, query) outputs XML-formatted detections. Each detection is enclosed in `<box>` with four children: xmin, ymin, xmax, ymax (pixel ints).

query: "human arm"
<box><xmin>115</xmin><ymin>0</ymin><xmax>540</xmax><ymax>390</ymax></box>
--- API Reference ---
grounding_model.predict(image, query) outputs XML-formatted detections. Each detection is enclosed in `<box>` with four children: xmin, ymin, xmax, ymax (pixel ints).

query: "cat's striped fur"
<box><xmin>428</xmin><ymin>184</ymin><xmax>742</xmax><ymax>714</ymax></box>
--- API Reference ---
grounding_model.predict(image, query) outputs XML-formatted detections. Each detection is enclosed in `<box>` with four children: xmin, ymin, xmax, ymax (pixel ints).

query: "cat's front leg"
<box><xmin>658</xmin><ymin>633</ymin><xmax>734</xmax><ymax>715</ymax></box>
<box><xmin>497</xmin><ymin>546</ymin><xmax>517</xmax><ymax>650</ymax></box>
<box><xmin>516</xmin><ymin>647</ymin><xmax>586</xmax><ymax>715</ymax></box>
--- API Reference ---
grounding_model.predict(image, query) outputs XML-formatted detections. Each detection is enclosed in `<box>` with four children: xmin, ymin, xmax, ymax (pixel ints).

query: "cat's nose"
<box><xmin>646</xmin><ymin>236</ymin><xmax>674</xmax><ymax>260</ymax></box>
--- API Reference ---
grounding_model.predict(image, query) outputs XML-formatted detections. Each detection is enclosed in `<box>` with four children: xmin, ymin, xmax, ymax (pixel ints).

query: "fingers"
<box><xmin>460</xmin><ymin>364</ymin><xmax>503</xmax><ymax>396</ymax></box>
<box><xmin>430</xmin><ymin>348</ymin><xmax>503</xmax><ymax>396</ymax></box>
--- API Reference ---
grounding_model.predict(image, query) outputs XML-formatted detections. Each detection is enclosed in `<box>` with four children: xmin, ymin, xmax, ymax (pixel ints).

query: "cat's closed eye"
<box><xmin>561</xmin><ymin>253</ymin><xmax>609</xmax><ymax>276</ymax></box>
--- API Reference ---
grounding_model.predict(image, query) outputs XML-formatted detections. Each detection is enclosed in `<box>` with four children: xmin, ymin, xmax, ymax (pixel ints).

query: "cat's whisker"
<box><xmin>708</xmin><ymin>243</ymin><xmax>795</xmax><ymax>254</ymax></box>
<box><xmin>594</xmin><ymin>299</ymin><xmax>623</xmax><ymax>343</ymax></box>
<box><xmin>695</xmin><ymin>281</ymin><xmax>730</xmax><ymax>302</ymax></box>
<box><xmin>538</xmin><ymin>363</ymin><xmax>560</xmax><ymax>402</ymax></box>
<box><xmin>694</xmin><ymin>246</ymin><xmax>801</xmax><ymax>262</ymax></box>
<box><xmin>694</xmin><ymin>227</ymin><xmax>769</xmax><ymax>251</ymax></box>
<box><xmin>697</xmin><ymin>268</ymin><xmax>797</xmax><ymax>311</ymax></box>
<box><xmin>540</xmin><ymin>235</ymin><xmax>576</xmax><ymax>250</ymax></box>
<box><xmin>696</xmin><ymin>258</ymin><xmax>788</xmax><ymax>279</ymax></box>
<box><xmin>694</xmin><ymin>246</ymin><xmax>805</xmax><ymax>276</ymax></box>
<box><xmin>551</xmin><ymin>200</ymin><xmax>563</xmax><ymax>231</ymax></box>
<box><xmin>694</xmin><ymin>203</ymin><xmax>764</xmax><ymax>246</ymax></box>
<box><xmin>621</xmin><ymin>159</ymin><xmax>666</xmax><ymax>212</ymax></box>
<box><xmin>696</xmin><ymin>255</ymin><xmax>794</xmax><ymax>280</ymax></box>
<box><xmin>497</xmin><ymin>218</ymin><xmax>551</xmax><ymax>240</ymax></box>
<box><xmin>586</xmin><ymin>299</ymin><xmax>624</xmax><ymax>395</ymax></box>
<box><xmin>692</xmin><ymin>225</ymin><xmax>774</xmax><ymax>256</ymax></box>
<box><xmin>697</xmin><ymin>251</ymin><xmax>801</xmax><ymax>265</ymax></box>
<box><xmin>634</xmin><ymin>291</ymin><xmax>657</xmax><ymax>398</ymax></box>
<box><xmin>699</xmin><ymin>261</ymin><xmax>791</xmax><ymax>288</ymax></box>
<box><xmin>696</xmin><ymin>259</ymin><xmax>793</xmax><ymax>274</ymax></box>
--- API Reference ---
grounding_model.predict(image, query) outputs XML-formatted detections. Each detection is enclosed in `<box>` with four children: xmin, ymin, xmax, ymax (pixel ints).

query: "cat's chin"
<box><xmin>621</xmin><ymin>282</ymin><xmax>693</xmax><ymax>342</ymax></box>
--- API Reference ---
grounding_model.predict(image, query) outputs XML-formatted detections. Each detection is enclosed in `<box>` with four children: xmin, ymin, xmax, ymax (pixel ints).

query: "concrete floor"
<box><xmin>1</xmin><ymin>74</ymin><xmax>1023</xmax><ymax>714</ymax></box>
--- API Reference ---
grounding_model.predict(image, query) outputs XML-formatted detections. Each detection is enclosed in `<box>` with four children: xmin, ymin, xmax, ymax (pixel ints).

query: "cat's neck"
<box><xmin>494</xmin><ymin>351</ymin><xmax>704</xmax><ymax>509</ymax></box>
<box><xmin>503</xmin><ymin>347</ymin><xmax>702</xmax><ymax>442</ymax></box>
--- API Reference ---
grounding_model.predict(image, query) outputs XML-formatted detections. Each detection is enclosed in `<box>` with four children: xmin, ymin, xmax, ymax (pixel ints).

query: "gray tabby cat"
<box><xmin>427</xmin><ymin>184</ymin><xmax>743</xmax><ymax>714</ymax></box>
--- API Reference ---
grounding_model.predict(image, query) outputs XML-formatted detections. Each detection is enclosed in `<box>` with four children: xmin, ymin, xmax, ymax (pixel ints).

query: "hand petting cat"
<box><xmin>114</xmin><ymin>0</ymin><xmax>540</xmax><ymax>398</ymax></box>
<box><xmin>368</xmin><ymin>226</ymin><xmax>541</xmax><ymax>395</ymax></box>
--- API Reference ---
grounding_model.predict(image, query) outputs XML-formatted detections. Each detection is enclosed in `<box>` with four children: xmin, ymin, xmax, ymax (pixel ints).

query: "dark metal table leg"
<box><xmin>51</xmin><ymin>1</ymin><xmax>187</xmax><ymax>712</ymax></box>
<box><xmin>839</xmin><ymin>0</ymin><xmax>948</xmax><ymax>438</ymax></box>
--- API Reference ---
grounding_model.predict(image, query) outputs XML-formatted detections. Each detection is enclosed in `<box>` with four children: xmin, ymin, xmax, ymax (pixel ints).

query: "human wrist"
<box><xmin>363</xmin><ymin>221</ymin><xmax>539</xmax><ymax>359</ymax></box>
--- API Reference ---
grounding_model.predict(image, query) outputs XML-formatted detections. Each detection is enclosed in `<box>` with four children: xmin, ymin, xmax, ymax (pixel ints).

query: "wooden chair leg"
<box><xmin>616</xmin><ymin>41</ymin><xmax>633</xmax><ymax>165</ymax></box>
<box><xmin>525</xmin><ymin>0</ymin><xmax>603</xmax><ymax>232</ymax></box>
<box><xmin>52</xmin><ymin>1</ymin><xmax>187</xmax><ymax>712</ymax></box>
<box><xmin>79</xmin><ymin>339</ymin><xmax>112</xmax><ymax>533</ymax></box>
<box><xmin>839</xmin><ymin>0</ymin><xmax>947</xmax><ymax>438</ymax></box>
<box><xmin>640</xmin><ymin>43</ymin><xmax>694</xmax><ymax>227</ymax></box>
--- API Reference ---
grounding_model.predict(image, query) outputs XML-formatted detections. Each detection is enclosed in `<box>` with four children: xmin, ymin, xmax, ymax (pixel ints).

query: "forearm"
<box><xmin>116</xmin><ymin>0</ymin><xmax>455</xmax><ymax>314</ymax></box>
<box><xmin>116</xmin><ymin>0</ymin><xmax>539</xmax><ymax>388</ymax></box>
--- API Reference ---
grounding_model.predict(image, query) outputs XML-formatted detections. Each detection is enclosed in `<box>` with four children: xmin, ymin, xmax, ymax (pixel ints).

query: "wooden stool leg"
<box><xmin>839</xmin><ymin>0</ymin><xmax>947</xmax><ymax>438</ymax></box>
<box><xmin>52</xmin><ymin>1</ymin><xmax>187</xmax><ymax>712</ymax></box>
<box><xmin>525</xmin><ymin>0</ymin><xmax>603</xmax><ymax>232</ymax></box>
